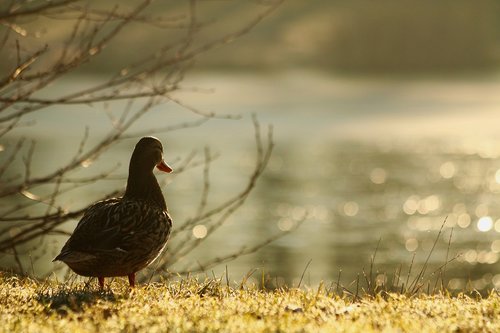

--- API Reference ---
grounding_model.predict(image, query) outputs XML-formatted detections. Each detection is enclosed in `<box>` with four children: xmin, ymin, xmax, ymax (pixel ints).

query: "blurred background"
<box><xmin>2</xmin><ymin>0</ymin><xmax>500</xmax><ymax>292</ymax></box>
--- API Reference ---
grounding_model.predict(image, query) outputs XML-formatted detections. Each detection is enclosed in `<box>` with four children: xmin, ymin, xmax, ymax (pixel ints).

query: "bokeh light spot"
<box><xmin>424</xmin><ymin>195</ymin><xmax>440</xmax><ymax>212</ymax></box>
<box><xmin>493</xmin><ymin>274</ymin><xmax>500</xmax><ymax>289</ymax></box>
<box><xmin>278</xmin><ymin>218</ymin><xmax>294</xmax><ymax>231</ymax></box>
<box><xmin>495</xmin><ymin>169</ymin><xmax>500</xmax><ymax>184</ymax></box>
<box><xmin>457</xmin><ymin>213</ymin><xmax>471</xmax><ymax>228</ymax></box>
<box><xmin>291</xmin><ymin>206</ymin><xmax>306</xmax><ymax>221</ymax></box>
<box><xmin>405</xmin><ymin>238</ymin><xmax>418</xmax><ymax>252</ymax></box>
<box><xmin>343</xmin><ymin>201</ymin><xmax>359</xmax><ymax>217</ymax></box>
<box><xmin>495</xmin><ymin>219</ymin><xmax>500</xmax><ymax>232</ymax></box>
<box><xmin>403</xmin><ymin>196</ymin><xmax>419</xmax><ymax>215</ymax></box>
<box><xmin>440</xmin><ymin>161</ymin><xmax>456</xmax><ymax>179</ymax></box>
<box><xmin>475</xmin><ymin>203</ymin><xmax>488</xmax><ymax>217</ymax></box>
<box><xmin>477</xmin><ymin>216</ymin><xmax>493</xmax><ymax>232</ymax></box>
<box><xmin>464</xmin><ymin>249</ymin><xmax>477</xmax><ymax>263</ymax></box>
<box><xmin>370</xmin><ymin>168</ymin><xmax>387</xmax><ymax>184</ymax></box>
<box><xmin>448</xmin><ymin>278</ymin><xmax>463</xmax><ymax>290</ymax></box>
<box><xmin>192</xmin><ymin>224</ymin><xmax>207</xmax><ymax>239</ymax></box>
<box><xmin>491</xmin><ymin>240</ymin><xmax>500</xmax><ymax>253</ymax></box>
<box><xmin>376</xmin><ymin>274</ymin><xmax>387</xmax><ymax>286</ymax></box>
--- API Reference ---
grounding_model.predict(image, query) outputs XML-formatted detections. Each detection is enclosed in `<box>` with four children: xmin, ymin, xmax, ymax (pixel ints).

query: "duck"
<box><xmin>53</xmin><ymin>136</ymin><xmax>173</xmax><ymax>288</ymax></box>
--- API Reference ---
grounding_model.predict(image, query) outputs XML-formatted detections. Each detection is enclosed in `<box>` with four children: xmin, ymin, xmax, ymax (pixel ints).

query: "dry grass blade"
<box><xmin>407</xmin><ymin>216</ymin><xmax>447</xmax><ymax>295</ymax></box>
<box><xmin>297</xmin><ymin>259</ymin><xmax>312</xmax><ymax>289</ymax></box>
<box><xmin>1</xmin><ymin>274</ymin><xmax>498</xmax><ymax>332</ymax></box>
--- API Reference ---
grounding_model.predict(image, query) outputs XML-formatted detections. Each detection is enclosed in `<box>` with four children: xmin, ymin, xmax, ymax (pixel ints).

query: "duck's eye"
<box><xmin>152</xmin><ymin>143</ymin><xmax>162</xmax><ymax>152</ymax></box>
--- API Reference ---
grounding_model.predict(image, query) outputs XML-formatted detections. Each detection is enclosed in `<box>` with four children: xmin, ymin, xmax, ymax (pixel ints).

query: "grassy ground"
<box><xmin>1</xmin><ymin>272</ymin><xmax>499</xmax><ymax>333</ymax></box>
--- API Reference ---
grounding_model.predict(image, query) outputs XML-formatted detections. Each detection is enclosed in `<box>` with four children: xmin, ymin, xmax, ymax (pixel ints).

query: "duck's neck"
<box><xmin>124</xmin><ymin>168</ymin><xmax>166</xmax><ymax>210</ymax></box>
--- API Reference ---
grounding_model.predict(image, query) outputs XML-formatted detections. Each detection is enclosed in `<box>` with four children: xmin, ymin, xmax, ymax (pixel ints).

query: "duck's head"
<box><xmin>131</xmin><ymin>136</ymin><xmax>173</xmax><ymax>173</ymax></box>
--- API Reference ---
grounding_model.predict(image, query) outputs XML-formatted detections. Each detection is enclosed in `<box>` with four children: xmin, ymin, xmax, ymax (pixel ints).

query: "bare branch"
<box><xmin>0</xmin><ymin>0</ymin><xmax>284</xmax><ymax>279</ymax></box>
<box><xmin>122</xmin><ymin>117</ymin><xmax>210</xmax><ymax>139</ymax></box>
<box><xmin>159</xmin><ymin>116</ymin><xmax>274</xmax><ymax>269</ymax></box>
<box><xmin>11</xmin><ymin>246</ymin><xmax>25</xmax><ymax>275</ymax></box>
<box><xmin>175</xmin><ymin>219</ymin><xmax>305</xmax><ymax>275</ymax></box>
<box><xmin>0</xmin><ymin>0</ymin><xmax>80</xmax><ymax>20</ymax></box>
<box><xmin>0</xmin><ymin>45</ymin><xmax>48</xmax><ymax>91</ymax></box>
<box><xmin>22</xmin><ymin>140</ymin><xmax>35</xmax><ymax>184</ymax></box>
<box><xmin>195</xmin><ymin>147</ymin><xmax>211</xmax><ymax>217</ymax></box>
<box><xmin>0</xmin><ymin>137</ymin><xmax>24</xmax><ymax>179</ymax></box>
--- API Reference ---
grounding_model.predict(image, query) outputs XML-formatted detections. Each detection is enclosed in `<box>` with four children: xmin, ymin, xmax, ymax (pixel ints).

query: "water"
<box><xmin>2</xmin><ymin>71</ymin><xmax>500</xmax><ymax>291</ymax></box>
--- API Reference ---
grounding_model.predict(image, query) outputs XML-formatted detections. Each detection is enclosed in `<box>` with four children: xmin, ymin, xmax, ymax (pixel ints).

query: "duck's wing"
<box><xmin>54</xmin><ymin>198</ymin><xmax>171</xmax><ymax>263</ymax></box>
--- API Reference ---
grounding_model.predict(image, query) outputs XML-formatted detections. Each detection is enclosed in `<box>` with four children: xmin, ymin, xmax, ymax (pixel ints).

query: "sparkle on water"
<box><xmin>440</xmin><ymin>161</ymin><xmax>456</xmax><ymax>179</ymax></box>
<box><xmin>369</xmin><ymin>168</ymin><xmax>387</xmax><ymax>184</ymax></box>
<box><xmin>4</xmin><ymin>74</ymin><xmax>500</xmax><ymax>291</ymax></box>
<box><xmin>477</xmin><ymin>216</ymin><xmax>493</xmax><ymax>232</ymax></box>
<box><xmin>343</xmin><ymin>201</ymin><xmax>359</xmax><ymax>217</ymax></box>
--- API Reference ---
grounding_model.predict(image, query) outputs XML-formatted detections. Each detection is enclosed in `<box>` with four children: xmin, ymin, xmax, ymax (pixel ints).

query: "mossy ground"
<box><xmin>1</xmin><ymin>273</ymin><xmax>499</xmax><ymax>333</ymax></box>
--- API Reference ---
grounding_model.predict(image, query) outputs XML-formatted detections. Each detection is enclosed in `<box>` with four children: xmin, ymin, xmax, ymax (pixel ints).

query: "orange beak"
<box><xmin>156</xmin><ymin>160</ymin><xmax>173</xmax><ymax>173</ymax></box>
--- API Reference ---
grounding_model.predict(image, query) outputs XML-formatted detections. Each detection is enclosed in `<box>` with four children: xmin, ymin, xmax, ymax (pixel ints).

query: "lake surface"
<box><xmin>2</xmin><ymin>71</ymin><xmax>500</xmax><ymax>291</ymax></box>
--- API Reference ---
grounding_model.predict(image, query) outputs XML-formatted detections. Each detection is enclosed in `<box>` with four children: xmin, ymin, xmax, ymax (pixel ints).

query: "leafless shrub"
<box><xmin>0</xmin><ymin>0</ymin><xmax>290</xmax><ymax>279</ymax></box>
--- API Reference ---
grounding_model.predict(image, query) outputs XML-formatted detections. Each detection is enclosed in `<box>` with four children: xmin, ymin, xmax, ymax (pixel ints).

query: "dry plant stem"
<box><xmin>408</xmin><ymin>216</ymin><xmax>447</xmax><ymax>295</ymax></box>
<box><xmin>364</xmin><ymin>238</ymin><xmax>381</xmax><ymax>296</ymax></box>
<box><xmin>336</xmin><ymin>269</ymin><xmax>342</xmax><ymax>295</ymax></box>
<box><xmin>11</xmin><ymin>245</ymin><xmax>24</xmax><ymax>275</ymax></box>
<box><xmin>369</xmin><ymin>238</ymin><xmax>381</xmax><ymax>292</ymax></box>
<box><xmin>354</xmin><ymin>274</ymin><xmax>360</xmax><ymax>302</ymax></box>
<box><xmin>403</xmin><ymin>252</ymin><xmax>416</xmax><ymax>293</ymax></box>
<box><xmin>442</xmin><ymin>227</ymin><xmax>454</xmax><ymax>289</ymax></box>
<box><xmin>195</xmin><ymin>147</ymin><xmax>211</xmax><ymax>217</ymax></box>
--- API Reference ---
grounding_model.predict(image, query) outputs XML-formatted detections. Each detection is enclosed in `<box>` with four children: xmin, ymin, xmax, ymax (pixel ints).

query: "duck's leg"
<box><xmin>127</xmin><ymin>273</ymin><xmax>136</xmax><ymax>288</ymax></box>
<box><xmin>98</xmin><ymin>276</ymin><xmax>105</xmax><ymax>289</ymax></box>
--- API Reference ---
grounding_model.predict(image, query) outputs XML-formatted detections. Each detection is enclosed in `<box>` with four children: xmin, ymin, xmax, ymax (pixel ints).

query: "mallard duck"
<box><xmin>53</xmin><ymin>136</ymin><xmax>173</xmax><ymax>288</ymax></box>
